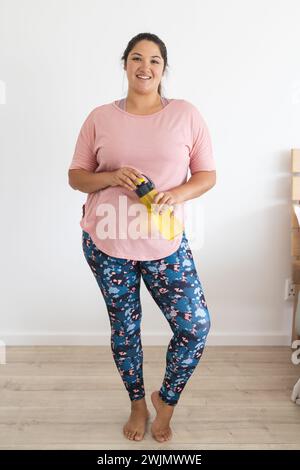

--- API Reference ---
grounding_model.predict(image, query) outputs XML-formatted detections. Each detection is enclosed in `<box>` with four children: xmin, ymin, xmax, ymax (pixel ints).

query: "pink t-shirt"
<box><xmin>69</xmin><ymin>98</ymin><xmax>216</xmax><ymax>260</ymax></box>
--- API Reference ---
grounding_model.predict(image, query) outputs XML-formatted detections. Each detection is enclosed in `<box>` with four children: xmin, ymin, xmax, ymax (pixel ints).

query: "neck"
<box><xmin>125</xmin><ymin>92</ymin><xmax>162</xmax><ymax>111</ymax></box>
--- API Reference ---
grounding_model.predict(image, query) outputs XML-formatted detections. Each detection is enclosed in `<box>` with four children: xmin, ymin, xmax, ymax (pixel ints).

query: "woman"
<box><xmin>68</xmin><ymin>32</ymin><xmax>216</xmax><ymax>443</ymax></box>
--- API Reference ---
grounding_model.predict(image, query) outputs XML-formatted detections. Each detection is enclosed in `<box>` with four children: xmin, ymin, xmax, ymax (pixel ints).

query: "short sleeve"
<box><xmin>189</xmin><ymin>106</ymin><xmax>216</xmax><ymax>174</ymax></box>
<box><xmin>69</xmin><ymin>109</ymin><xmax>98</xmax><ymax>172</ymax></box>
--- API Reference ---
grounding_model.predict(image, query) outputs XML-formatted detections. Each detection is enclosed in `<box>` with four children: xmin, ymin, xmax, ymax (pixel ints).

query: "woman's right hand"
<box><xmin>109</xmin><ymin>167</ymin><xmax>144</xmax><ymax>191</ymax></box>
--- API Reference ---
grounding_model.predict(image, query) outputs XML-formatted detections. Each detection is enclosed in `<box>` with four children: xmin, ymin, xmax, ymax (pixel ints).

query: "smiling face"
<box><xmin>124</xmin><ymin>40</ymin><xmax>165</xmax><ymax>95</ymax></box>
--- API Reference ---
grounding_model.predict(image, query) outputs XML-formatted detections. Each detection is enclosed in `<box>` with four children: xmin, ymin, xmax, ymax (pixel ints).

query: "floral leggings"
<box><xmin>82</xmin><ymin>230</ymin><xmax>211</xmax><ymax>406</ymax></box>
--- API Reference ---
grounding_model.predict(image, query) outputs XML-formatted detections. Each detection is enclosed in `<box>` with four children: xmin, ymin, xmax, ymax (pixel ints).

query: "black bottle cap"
<box><xmin>134</xmin><ymin>174</ymin><xmax>155</xmax><ymax>197</ymax></box>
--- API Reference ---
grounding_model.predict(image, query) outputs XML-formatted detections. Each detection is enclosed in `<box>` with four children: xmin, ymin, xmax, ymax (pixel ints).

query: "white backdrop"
<box><xmin>0</xmin><ymin>0</ymin><xmax>299</xmax><ymax>345</ymax></box>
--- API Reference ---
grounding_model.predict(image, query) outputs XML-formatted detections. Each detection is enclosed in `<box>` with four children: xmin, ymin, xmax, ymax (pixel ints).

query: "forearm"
<box><xmin>68</xmin><ymin>169</ymin><xmax>112</xmax><ymax>193</ymax></box>
<box><xmin>171</xmin><ymin>171</ymin><xmax>216</xmax><ymax>204</ymax></box>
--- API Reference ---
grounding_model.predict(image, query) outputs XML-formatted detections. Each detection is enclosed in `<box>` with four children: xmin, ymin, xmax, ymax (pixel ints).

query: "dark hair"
<box><xmin>121</xmin><ymin>33</ymin><xmax>169</xmax><ymax>97</ymax></box>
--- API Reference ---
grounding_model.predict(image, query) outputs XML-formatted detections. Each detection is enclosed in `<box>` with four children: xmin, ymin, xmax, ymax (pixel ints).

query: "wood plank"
<box><xmin>292</xmin><ymin>148</ymin><xmax>300</xmax><ymax>172</ymax></box>
<box><xmin>0</xmin><ymin>374</ymin><xmax>298</xmax><ymax>392</ymax></box>
<box><xmin>4</xmin><ymin>345</ymin><xmax>298</xmax><ymax>363</ymax></box>
<box><xmin>0</xmin><ymin>361</ymin><xmax>298</xmax><ymax>377</ymax></box>
<box><xmin>291</xmin><ymin>207</ymin><xmax>299</xmax><ymax>228</ymax></box>
<box><xmin>292</xmin><ymin>175</ymin><xmax>300</xmax><ymax>200</ymax></box>
<box><xmin>291</xmin><ymin>229</ymin><xmax>300</xmax><ymax>256</ymax></box>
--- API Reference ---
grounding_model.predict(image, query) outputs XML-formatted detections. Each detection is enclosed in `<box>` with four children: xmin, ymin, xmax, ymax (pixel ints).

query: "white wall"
<box><xmin>0</xmin><ymin>0</ymin><xmax>299</xmax><ymax>346</ymax></box>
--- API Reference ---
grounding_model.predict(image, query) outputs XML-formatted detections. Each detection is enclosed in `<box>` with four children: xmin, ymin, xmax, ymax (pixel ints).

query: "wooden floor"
<box><xmin>0</xmin><ymin>346</ymin><xmax>300</xmax><ymax>450</ymax></box>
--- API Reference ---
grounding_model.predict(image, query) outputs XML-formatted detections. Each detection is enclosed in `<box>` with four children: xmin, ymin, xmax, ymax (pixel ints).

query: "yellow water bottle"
<box><xmin>134</xmin><ymin>174</ymin><xmax>184</xmax><ymax>240</ymax></box>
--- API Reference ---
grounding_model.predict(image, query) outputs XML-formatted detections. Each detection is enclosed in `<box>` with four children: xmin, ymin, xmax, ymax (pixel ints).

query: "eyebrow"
<box><xmin>130</xmin><ymin>52</ymin><xmax>162</xmax><ymax>59</ymax></box>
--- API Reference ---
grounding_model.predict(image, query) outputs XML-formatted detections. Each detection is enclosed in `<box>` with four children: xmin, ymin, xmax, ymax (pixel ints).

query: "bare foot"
<box><xmin>123</xmin><ymin>398</ymin><xmax>151</xmax><ymax>441</ymax></box>
<box><xmin>151</xmin><ymin>390</ymin><xmax>175</xmax><ymax>442</ymax></box>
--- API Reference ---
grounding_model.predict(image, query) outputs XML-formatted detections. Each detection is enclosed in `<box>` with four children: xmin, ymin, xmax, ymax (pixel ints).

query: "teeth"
<box><xmin>137</xmin><ymin>75</ymin><xmax>151</xmax><ymax>79</ymax></box>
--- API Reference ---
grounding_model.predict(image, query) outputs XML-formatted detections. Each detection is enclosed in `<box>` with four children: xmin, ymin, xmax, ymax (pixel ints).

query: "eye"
<box><xmin>132</xmin><ymin>57</ymin><xmax>160</xmax><ymax>64</ymax></box>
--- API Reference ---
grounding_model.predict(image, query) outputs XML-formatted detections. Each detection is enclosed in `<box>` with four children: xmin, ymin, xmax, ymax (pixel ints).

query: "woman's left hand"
<box><xmin>152</xmin><ymin>190</ymin><xmax>179</xmax><ymax>215</ymax></box>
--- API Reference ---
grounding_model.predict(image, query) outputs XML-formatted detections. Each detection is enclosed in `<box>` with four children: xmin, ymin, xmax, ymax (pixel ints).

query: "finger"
<box><xmin>123</xmin><ymin>170</ymin><xmax>142</xmax><ymax>187</ymax></box>
<box><xmin>121</xmin><ymin>175</ymin><xmax>136</xmax><ymax>190</ymax></box>
<box><xmin>153</xmin><ymin>192</ymin><xmax>165</xmax><ymax>204</ymax></box>
<box><xmin>126</xmin><ymin>167</ymin><xmax>143</xmax><ymax>179</ymax></box>
<box><xmin>153</xmin><ymin>202</ymin><xmax>167</xmax><ymax>215</ymax></box>
<box><xmin>158</xmin><ymin>204</ymin><xmax>170</xmax><ymax>214</ymax></box>
<box><xmin>125</xmin><ymin>168</ymin><xmax>144</xmax><ymax>183</ymax></box>
<box><xmin>158</xmin><ymin>197</ymin><xmax>173</xmax><ymax>213</ymax></box>
<box><xmin>166</xmin><ymin>204</ymin><xmax>175</xmax><ymax>214</ymax></box>
<box><xmin>152</xmin><ymin>194</ymin><xmax>170</xmax><ymax>213</ymax></box>
<box><xmin>134</xmin><ymin>176</ymin><xmax>144</xmax><ymax>185</ymax></box>
<box><xmin>158</xmin><ymin>196</ymin><xmax>172</xmax><ymax>209</ymax></box>
<box><xmin>131</xmin><ymin>173</ymin><xmax>144</xmax><ymax>185</ymax></box>
<box><xmin>119</xmin><ymin>177</ymin><xmax>135</xmax><ymax>190</ymax></box>
<box><xmin>132</xmin><ymin>169</ymin><xmax>144</xmax><ymax>180</ymax></box>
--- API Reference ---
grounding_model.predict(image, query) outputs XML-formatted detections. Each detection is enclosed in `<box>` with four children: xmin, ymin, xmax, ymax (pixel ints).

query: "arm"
<box><xmin>68</xmin><ymin>169</ymin><xmax>113</xmax><ymax>194</ymax></box>
<box><xmin>153</xmin><ymin>171</ymin><xmax>216</xmax><ymax>212</ymax></box>
<box><xmin>68</xmin><ymin>167</ymin><xmax>144</xmax><ymax>194</ymax></box>
<box><xmin>170</xmin><ymin>170</ymin><xmax>216</xmax><ymax>204</ymax></box>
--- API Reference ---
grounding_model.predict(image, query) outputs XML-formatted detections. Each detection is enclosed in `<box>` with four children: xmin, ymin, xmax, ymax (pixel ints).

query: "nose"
<box><xmin>136</xmin><ymin>59</ymin><xmax>153</xmax><ymax>70</ymax></box>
